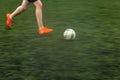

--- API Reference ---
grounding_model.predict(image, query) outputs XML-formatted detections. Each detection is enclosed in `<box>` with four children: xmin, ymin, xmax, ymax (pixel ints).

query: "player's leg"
<box><xmin>33</xmin><ymin>0</ymin><xmax>53</xmax><ymax>35</ymax></box>
<box><xmin>10</xmin><ymin>0</ymin><xmax>30</xmax><ymax>19</ymax></box>
<box><xmin>6</xmin><ymin>0</ymin><xmax>30</xmax><ymax>28</ymax></box>
<box><xmin>33</xmin><ymin>0</ymin><xmax>43</xmax><ymax>28</ymax></box>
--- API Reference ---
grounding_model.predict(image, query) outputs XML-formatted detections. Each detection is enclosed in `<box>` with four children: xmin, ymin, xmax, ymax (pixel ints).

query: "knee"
<box><xmin>21</xmin><ymin>5</ymin><xmax>28</xmax><ymax>11</ymax></box>
<box><xmin>23</xmin><ymin>6</ymin><xmax>28</xmax><ymax>11</ymax></box>
<box><xmin>40</xmin><ymin>2</ymin><xmax>42</xmax><ymax>8</ymax></box>
<box><xmin>34</xmin><ymin>1</ymin><xmax>42</xmax><ymax>9</ymax></box>
<box><xmin>37</xmin><ymin>3</ymin><xmax>42</xmax><ymax>9</ymax></box>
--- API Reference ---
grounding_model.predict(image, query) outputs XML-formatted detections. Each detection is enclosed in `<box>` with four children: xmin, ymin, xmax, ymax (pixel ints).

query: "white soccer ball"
<box><xmin>63</xmin><ymin>28</ymin><xmax>76</xmax><ymax>40</ymax></box>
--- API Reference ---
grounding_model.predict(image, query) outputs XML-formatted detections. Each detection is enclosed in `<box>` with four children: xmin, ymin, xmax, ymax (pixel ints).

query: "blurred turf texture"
<box><xmin>0</xmin><ymin>0</ymin><xmax>120</xmax><ymax>80</ymax></box>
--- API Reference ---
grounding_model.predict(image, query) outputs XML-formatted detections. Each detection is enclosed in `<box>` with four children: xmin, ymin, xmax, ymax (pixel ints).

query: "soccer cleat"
<box><xmin>6</xmin><ymin>13</ymin><xmax>12</xmax><ymax>28</ymax></box>
<box><xmin>38</xmin><ymin>27</ymin><xmax>53</xmax><ymax>35</ymax></box>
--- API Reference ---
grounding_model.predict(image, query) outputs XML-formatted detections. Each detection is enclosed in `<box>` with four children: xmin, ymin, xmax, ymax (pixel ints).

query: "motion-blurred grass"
<box><xmin>0</xmin><ymin>0</ymin><xmax>120</xmax><ymax>80</ymax></box>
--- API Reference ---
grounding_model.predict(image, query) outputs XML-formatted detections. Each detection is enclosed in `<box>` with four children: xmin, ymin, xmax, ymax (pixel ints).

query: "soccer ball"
<box><xmin>63</xmin><ymin>28</ymin><xmax>76</xmax><ymax>40</ymax></box>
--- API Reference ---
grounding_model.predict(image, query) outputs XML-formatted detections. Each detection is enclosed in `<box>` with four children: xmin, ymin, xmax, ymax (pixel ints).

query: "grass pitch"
<box><xmin>0</xmin><ymin>0</ymin><xmax>120</xmax><ymax>80</ymax></box>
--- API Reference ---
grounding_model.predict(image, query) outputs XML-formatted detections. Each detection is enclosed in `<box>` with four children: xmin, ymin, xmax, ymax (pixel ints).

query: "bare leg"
<box><xmin>33</xmin><ymin>0</ymin><xmax>44</xmax><ymax>28</ymax></box>
<box><xmin>33</xmin><ymin>0</ymin><xmax>53</xmax><ymax>35</ymax></box>
<box><xmin>10</xmin><ymin>0</ymin><xmax>30</xmax><ymax>19</ymax></box>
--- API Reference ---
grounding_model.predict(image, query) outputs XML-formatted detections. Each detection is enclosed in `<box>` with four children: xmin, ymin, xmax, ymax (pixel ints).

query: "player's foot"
<box><xmin>38</xmin><ymin>27</ymin><xmax>53</xmax><ymax>35</ymax></box>
<box><xmin>6</xmin><ymin>13</ymin><xmax>12</xmax><ymax>29</ymax></box>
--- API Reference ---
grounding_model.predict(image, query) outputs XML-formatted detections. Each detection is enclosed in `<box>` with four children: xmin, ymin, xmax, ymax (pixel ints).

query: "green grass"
<box><xmin>0</xmin><ymin>0</ymin><xmax>120</xmax><ymax>80</ymax></box>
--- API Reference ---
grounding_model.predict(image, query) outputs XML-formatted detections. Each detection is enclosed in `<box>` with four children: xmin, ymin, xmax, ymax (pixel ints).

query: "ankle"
<box><xmin>39</xmin><ymin>26</ymin><xmax>44</xmax><ymax>29</ymax></box>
